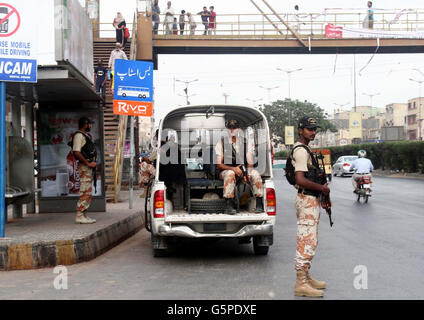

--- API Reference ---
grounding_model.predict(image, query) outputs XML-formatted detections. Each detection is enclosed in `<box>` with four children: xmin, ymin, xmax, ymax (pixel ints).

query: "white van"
<box><xmin>145</xmin><ymin>105</ymin><xmax>276</xmax><ymax>257</ymax></box>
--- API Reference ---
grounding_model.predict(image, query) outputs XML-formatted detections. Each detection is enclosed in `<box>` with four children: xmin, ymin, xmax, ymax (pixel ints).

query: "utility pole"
<box><xmin>176</xmin><ymin>79</ymin><xmax>198</xmax><ymax>105</ymax></box>
<box><xmin>354</xmin><ymin>55</ymin><xmax>357</xmax><ymax>112</ymax></box>
<box><xmin>409</xmin><ymin>78</ymin><xmax>424</xmax><ymax>140</ymax></box>
<box><xmin>259</xmin><ymin>85</ymin><xmax>279</xmax><ymax>103</ymax></box>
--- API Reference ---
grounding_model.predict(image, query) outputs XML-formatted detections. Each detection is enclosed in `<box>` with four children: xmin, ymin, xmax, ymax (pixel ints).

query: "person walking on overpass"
<box><xmin>108</xmin><ymin>43</ymin><xmax>128</xmax><ymax>90</ymax></box>
<box><xmin>152</xmin><ymin>0</ymin><xmax>160</xmax><ymax>35</ymax></box>
<box><xmin>198</xmin><ymin>6</ymin><xmax>210</xmax><ymax>35</ymax></box>
<box><xmin>164</xmin><ymin>1</ymin><xmax>175</xmax><ymax>35</ymax></box>
<box><xmin>113</xmin><ymin>12</ymin><xmax>126</xmax><ymax>47</ymax></box>
<box><xmin>208</xmin><ymin>6</ymin><xmax>216</xmax><ymax>35</ymax></box>
<box><xmin>94</xmin><ymin>59</ymin><xmax>107</xmax><ymax>107</ymax></box>
<box><xmin>367</xmin><ymin>1</ymin><xmax>374</xmax><ymax>29</ymax></box>
<box><xmin>187</xmin><ymin>12</ymin><xmax>197</xmax><ymax>35</ymax></box>
<box><xmin>179</xmin><ymin>10</ymin><xmax>186</xmax><ymax>35</ymax></box>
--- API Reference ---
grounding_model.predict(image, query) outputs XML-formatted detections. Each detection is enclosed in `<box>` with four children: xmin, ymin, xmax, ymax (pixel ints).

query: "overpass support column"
<box><xmin>137</xmin><ymin>13</ymin><xmax>153</xmax><ymax>61</ymax></box>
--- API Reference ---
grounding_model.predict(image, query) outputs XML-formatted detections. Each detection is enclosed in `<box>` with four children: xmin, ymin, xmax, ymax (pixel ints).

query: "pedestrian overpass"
<box><xmin>94</xmin><ymin>7</ymin><xmax>424</xmax><ymax>63</ymax></box>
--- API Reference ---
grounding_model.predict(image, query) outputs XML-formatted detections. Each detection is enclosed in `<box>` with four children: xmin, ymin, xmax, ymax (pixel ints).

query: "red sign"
<box><xmin>113</xmin><ymin>100</ymin><xmax>153</xmax><ymax>117</ymax></box>
<box><xmin>325</xmin><ymin>23</ymin><xmax>343</xmax><ymax>38</ymax></box>
<box><xmin>0</xmin><ymin>3</ymin><xmax>21</xmax><ymax>37</ymax></box>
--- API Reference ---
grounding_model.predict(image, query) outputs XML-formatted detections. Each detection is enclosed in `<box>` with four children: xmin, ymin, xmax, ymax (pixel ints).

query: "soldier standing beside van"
<box><xmin>72</xmin><ymin>117</ymin><xmax>97</xmax><ymax>224</ymax></box>
<box><xmin>290</xmin><ymin>116</ymin><xmax>331</xmax><ymax>297</ymax></box>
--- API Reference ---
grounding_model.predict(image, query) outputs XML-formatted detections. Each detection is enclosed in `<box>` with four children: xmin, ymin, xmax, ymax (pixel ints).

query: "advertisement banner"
<box><xmin>38</xmin><ymin>111</ymin><xmax>103</xmax><ymax>198</ymax></box>
<box><xmin>325</xmin><ymin>23</ymin><xmax>343</xmax><ymax>38</ymax></box>
<box><xmin>285</xmin><ymin>126</ymin><xmax>295</xmax><ymax>145</ymax></box>
<box><xmin>0</xmin><ymin>0</ymin><xmax>38</xmax><ymax>82</ymax></box>
<box><xmin>349</xmin><ymin>112</ymin><xmax>363</xmax><ymax>139</ymax></box>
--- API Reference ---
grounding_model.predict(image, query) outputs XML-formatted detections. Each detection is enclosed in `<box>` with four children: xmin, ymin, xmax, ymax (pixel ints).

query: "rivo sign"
<box><xmin>113</xmin><ymin>100</ymin><xmax>153</xmax><ymax>117</ymax></box>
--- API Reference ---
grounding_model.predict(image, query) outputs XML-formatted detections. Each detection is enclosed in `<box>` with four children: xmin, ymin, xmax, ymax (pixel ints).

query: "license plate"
<box><xmin>204</xmin><ymin>223</ymin><xmax>226</xmax><ymax>232</ymax></box>
<box><xmin>363</xmin><ymin>184</ymin><xmax>370</xmax><ymax>188</ymax></box>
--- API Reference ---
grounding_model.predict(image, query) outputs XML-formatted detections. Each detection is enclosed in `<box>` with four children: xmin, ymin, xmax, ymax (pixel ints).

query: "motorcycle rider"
<box><xmin>350</xmin><ymin>149</ymin><xmax>374</xmax><ymax>193</ymax></box>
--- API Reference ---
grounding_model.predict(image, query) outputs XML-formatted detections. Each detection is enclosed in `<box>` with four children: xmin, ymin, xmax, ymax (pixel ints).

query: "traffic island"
<box><xmin>0</xmin><ymin>194</ymin><xmax>144</xmax><ymax>271</ymax></box>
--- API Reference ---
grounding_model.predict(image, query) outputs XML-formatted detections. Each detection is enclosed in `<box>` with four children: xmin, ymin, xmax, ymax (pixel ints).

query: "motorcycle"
<box><xmin>355</xmin><ymin>175</ymin><xmax>372</xmax><ymax>203</ymax></box>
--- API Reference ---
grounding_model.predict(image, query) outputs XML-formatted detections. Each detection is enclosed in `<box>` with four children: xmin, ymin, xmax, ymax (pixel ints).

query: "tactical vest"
<box><xmin>69</xmin><ymin>131</ymin><xmax>97</xmax><ymax>162</ymax></box>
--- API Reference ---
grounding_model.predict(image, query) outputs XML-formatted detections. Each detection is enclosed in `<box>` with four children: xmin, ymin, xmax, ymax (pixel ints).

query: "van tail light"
<box><xmin>266</xmin><ymin>188</ymin><xmax>276</xmax><ymax>216</ymax></box>
<box><xmin>343</xmin><ymin>163</ymin><xmax>351</xmax><ymax>167</ymax></box>
<box><xmin>153</xmin><ymin>190</ymin><xmax>165</xmax><ymax>218</ymax></box>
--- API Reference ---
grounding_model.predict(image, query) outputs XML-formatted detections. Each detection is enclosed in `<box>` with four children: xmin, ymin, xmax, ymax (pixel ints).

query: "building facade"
<box><xmin>406</xmin><ymin>97</ymin><xmax>424</xmax><ymax>140</ymax></box>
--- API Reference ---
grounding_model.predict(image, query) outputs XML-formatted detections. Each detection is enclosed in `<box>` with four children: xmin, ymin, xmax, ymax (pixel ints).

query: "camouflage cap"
<box><xmin>298</xmin><ymin>116</ymin><xmax>320</xmax><ymax>129</ymax></box>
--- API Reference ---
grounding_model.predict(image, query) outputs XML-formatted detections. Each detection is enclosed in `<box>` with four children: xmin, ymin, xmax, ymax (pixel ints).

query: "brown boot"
<box><xmin>294</xmin><ymin>270</ymin><xmax>324</xmax><ymax>297</ymax></box>
<box><xmin>306</xmin><ymin>271</ymin><xmax>326</xmax><ymax>289</ymax></box>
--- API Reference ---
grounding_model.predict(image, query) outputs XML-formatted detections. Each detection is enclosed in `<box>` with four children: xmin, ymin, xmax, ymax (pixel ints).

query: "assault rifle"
<box><xmin>240</xmin><ymin>164</ymin><xmax>255</xmax><ymax>198</ymax></box>
<box><xmin>316</xmin><ymin>152</ymin><xmax>333</xmax><ymax>227</ymax></box>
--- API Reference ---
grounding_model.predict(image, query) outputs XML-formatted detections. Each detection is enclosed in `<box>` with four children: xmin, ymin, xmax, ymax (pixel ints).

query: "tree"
<box><xmin>260</xmin><ymin>99</ymin><xmax>337</xmax><ymax>145</ymax></box>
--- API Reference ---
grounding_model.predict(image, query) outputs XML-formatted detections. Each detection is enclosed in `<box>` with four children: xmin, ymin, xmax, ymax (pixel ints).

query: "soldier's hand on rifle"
<box><xmin>88</xmin><ymin>162</ymin><xmax>97</xmax><ymax>168</ymax></box>
<box><xmin>233</xmin><ymin>165</ymin><xmax>243</xmax><ymax>178</ymax></box>
<box><xmin>320</xmin><ymin>182</ymin><xmax>330</xmax><ymax>196</ymax></box>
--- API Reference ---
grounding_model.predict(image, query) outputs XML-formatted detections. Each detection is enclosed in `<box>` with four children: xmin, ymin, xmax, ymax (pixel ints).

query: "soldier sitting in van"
<box><xmin>215</xmin><ymin>119</ymin><xmax>264</xmax><ymax>214</ymax></box>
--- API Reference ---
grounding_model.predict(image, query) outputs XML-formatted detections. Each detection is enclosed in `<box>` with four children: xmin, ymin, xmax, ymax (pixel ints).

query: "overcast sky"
<box><xmin>98</xmin><ymin>0</ymin><xmax>424</xmax><ymax>125</ymax></box>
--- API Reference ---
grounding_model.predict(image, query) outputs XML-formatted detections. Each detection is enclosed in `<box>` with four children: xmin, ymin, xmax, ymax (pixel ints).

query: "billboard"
<box><xmin>38</xmin><ymin>111</ymin><xmax>103</xmax><ymax>198</ymax></box>
<box><xmin>285</xmin><ymin>126</ymin><xmax>295</xmax><ymax>145</ymax></box>
<box><xmin>349</xmin><ymin>112</ymin><xmax>363</xmax><ymax>139</ymax></box>
<box><xmin>55</xmin><ymin>0</ymin><xmax>94</xmax><ymax>83</ymax></box>
<box><xmin>0</xmin><ymin>1</ymin><xmax>38</xmax><ymax>82</ymax></box>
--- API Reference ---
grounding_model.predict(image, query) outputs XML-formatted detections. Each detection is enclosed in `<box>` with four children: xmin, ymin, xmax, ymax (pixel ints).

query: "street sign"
<box><xmin>0</xmin><ymin>1</ymin><xmax>37</xmax><ymax>83</ymax></box>
<box><xmin>113</xmin><ymin>59</ymin><xmax>153</xmax><ymax>117</ymax></box>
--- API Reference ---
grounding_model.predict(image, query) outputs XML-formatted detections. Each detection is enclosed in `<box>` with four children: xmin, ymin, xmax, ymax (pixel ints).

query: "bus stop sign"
<box><xmin>113</xmin><ymin>59</ymin><xmax>153</xmax><ymax>117</ymax></box>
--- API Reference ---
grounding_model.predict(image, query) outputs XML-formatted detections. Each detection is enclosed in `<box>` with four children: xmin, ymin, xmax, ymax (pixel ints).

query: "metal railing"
<box><xmin>112</xmin><ymin>13</ymin><xmax>138</xmax><ymax>203</ymax></box>
<box><xmin>93</xmin><ymin>9</ymin><xmax>424</xmax><ymax>40</ymax></box>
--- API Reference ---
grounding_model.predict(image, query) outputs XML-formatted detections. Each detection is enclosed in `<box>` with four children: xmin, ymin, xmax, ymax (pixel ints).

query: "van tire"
<box><xmin>253</xmin><ymin>243</ymin><xmax>269</xmax><ymax>255</ymax></box>
<box><xmin>153</xmin><ymin>248</ymin><xmax>170</xmax><ymax>257</ymax></box>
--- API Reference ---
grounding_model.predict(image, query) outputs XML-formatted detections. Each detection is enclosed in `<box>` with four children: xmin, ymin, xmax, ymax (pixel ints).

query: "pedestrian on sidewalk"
<box><xmin>72</xmin><ymin>117</ymin><xmax>98</xmax><ymax>224</ymax></box>
<box><xmin>113</xmin><ymin>12</ymin><xmax>126</xmax><ymax>47</ymax></box>
<box><xmin>94</xmin><ymin>59</ymin><xmax>107</xmax><ymax>107</ymax></box>
<box><xmin>108</xmin><ymin>43</ymin><xmax>128</xmax><ymax>90</ymax></box>
<box><xmin>198</xmin><ymin>6</ymin><xmax>210</xmax><ymax>35</ymax></box>
<box><xmin>290</xmin><ymin>116</ymin><xmax>331</xmax><ymax>297</ymax></box>
<box><xmin>208</xmin><ymin>6</ymin><xmax>216</xmax><ymax>35</ymax></box>
<box><xmin>187</xmin><ymin>12</ymin><xmax>196</xmax><ymax>35</ymax></box>
<box><xmin>179</xmin><ymin>10</ymin><xmax>186</xmax><ymax>35</ymax></box>
<box><xmin>152</xmin><ymin>0</ymin><xmax>161</xmax><ymax>35</ymax></box>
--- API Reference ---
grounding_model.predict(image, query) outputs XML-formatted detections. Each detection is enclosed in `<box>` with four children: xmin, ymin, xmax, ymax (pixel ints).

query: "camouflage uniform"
<box><xmin>292</xmin><ymin>141</ymin><xmax>321</xmax><ymax>272</ymax></box>
<box><xmin>295</xmin><ymin>193</ymin><xmax>320</xmax><ymax>271</ymax></box>
<box><xmin>140</xmin><ymin>161</ymin><xmax>156</xmax><ymax>184</ymax></box>
<box><xmin>220</xmin><ymin>169</ymin><xmax>263</xmax><ymax>199</ymax></box>
<box><xmin>76</xmin><ymin>163</ymin><xmax>93</xmax><ymax>213</ymax></box>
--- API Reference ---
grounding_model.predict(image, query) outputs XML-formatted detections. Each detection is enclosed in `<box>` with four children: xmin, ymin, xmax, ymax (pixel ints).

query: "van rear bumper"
<box><xmin>157</xmin><ymin>223</ymin><xmax>273</xmax><ymax>238</ymax></box>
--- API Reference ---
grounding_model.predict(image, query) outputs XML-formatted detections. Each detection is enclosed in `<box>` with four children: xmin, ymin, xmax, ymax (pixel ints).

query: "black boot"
<box><xmin>255</xmin><ymin>197</ymin><xmax>264</xmax><ymax>213</ymax></box>
<box><xmin>225</xmin><ymin>198</ymin><xmax>236</xmax><ymax>215</ymax></box>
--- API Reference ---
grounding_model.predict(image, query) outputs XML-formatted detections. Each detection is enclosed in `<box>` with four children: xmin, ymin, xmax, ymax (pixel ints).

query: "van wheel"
<box><xmin>153</xmin><ymin>248</ymin><xmax>170</xmax><ymax>257</ymax></box>
<box><xmin>253</xmin><ymin>243</ymin><xmax>269</xmax><ymax>256</ymax></box>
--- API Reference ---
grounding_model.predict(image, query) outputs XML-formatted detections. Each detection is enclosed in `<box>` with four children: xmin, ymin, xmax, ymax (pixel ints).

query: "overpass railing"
<box><xmin>94</xmin><ymin>9</ymin><xmax>424</xmax><ymax>40</ymax></box>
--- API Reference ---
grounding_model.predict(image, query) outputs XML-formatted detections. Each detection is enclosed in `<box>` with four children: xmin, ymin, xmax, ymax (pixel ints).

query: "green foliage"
<box><xmin>274</xmin><ymin>150</ymin><xmax>290</xmax><ymax>159</ymax></box>
<box><xmin>260</xmin><ymin>99</ymin><xmax>337</xmax><ymax>145</ymax></box>
<box><xmin>327</xmin><ymin>141</ymin><xmax>424</xmax><ymax>173</ymax></box>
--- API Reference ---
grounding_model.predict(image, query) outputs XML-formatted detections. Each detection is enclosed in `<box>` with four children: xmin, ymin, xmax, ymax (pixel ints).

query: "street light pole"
<box><xmin>276</xmin><ymin>68</ymin><xmax>302</xmax><ymax>100</ymax></box>
<box><xmin>176</xmin><ymin>78</ymin><xmax>198</xmax><ymax>105</ymax></box>
<box><xmin>410</xmin><ymin>78</ymin><xmax>424</xmax><ymax>140</ymax></box>
<box><xmin>259</xmin><ymin>85</ymin><xmax>279</xmax><ymax>103</ymax></box>
<box><xmin>362</xmin><ymin>92</ymin><xmax>380</xmax><ymax>108</ymax></box>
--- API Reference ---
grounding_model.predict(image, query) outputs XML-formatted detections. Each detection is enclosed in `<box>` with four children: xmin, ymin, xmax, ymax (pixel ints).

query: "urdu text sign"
<box><xmin>113</xmin><ymin>59</ymin><xmax>153</xmax><ymax>117</ymax></box>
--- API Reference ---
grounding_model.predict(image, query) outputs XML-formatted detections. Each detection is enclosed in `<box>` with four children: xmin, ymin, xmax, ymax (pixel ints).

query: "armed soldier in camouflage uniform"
<box><xmin>215</xmin><ymin>119</ymin><xmax>264</xmax><ymax>215</ymax></box>
<box><xmin>291</xmin><ymin>116</ymin><xmax>331</xmax><ymax>297</ymax></box>
<box><xmin>72</xmin><ymin>117</ymin><xmax>97</xmax><ymax>224</ymax></box>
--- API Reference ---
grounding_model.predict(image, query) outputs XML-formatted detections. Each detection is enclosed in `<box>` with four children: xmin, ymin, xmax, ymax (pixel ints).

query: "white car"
<box><xmin>332</xmin><ymin>155</ymin><xmax>358</xmax><ymax>177</ymax></box>
<box><xmin>145</xmin><ymin>105</ymin><xmax>276</xmax><ymax>257</ymax></box>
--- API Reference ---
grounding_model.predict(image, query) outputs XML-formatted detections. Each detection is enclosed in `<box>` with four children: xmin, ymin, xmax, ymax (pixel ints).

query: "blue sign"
<box><xmin>113</xmin><ymin>60</ymin><xmax>153</xmax><ymax>102</ymax></box>
<box><xmin>0</xmin><ymin>57</ymin><xmax>37</xmax><ymax>82</ymax></box>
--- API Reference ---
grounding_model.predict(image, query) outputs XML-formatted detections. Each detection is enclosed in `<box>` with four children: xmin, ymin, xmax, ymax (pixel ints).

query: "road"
<box><xmin>1</xmin><ymin>171</ymin><xmax>423</xmax><ymax>300</ymax></box>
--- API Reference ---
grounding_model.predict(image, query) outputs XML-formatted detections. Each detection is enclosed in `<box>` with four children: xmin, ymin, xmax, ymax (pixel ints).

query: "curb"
<box><xmin>0</xmin><ymin>212</ymin><xmax>144</xmax><ymax>271</ymax></box>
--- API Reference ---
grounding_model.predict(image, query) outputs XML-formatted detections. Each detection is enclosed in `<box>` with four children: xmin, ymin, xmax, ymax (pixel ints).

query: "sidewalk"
<box><xmin>0</xmin><ymin>191</ymin><xmax>145</xmax><ymax>271</ymax></box>
<box><xmin>373</xmin><ymin>169</ymin><xmax>424</xmax><ymax>180</ymax></box>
